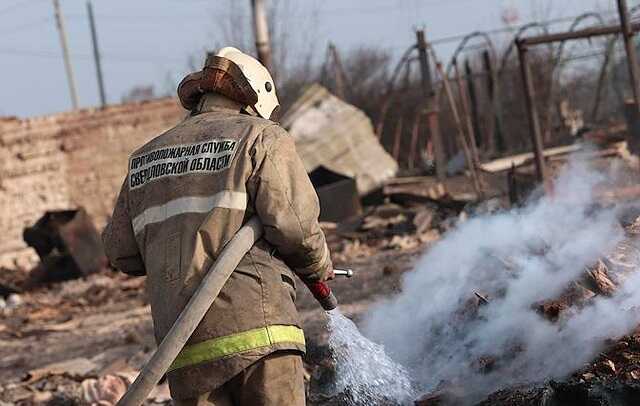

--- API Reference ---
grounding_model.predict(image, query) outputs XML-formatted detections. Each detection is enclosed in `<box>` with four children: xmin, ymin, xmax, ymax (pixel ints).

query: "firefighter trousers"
<box><xmin>173</xmin><ymin>351</ymin><xmax>305</xmax><ymax>406</ymax></box>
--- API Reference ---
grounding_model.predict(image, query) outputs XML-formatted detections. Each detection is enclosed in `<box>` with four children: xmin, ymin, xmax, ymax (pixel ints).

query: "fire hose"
<box><xmin>116</xmin><ymin>216</ymin><xmax>350</xmax><ymax>406</ymax></box>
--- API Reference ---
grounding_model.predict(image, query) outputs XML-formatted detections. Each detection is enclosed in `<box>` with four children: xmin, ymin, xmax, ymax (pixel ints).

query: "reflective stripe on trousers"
<box><xmin>169</xmin><ymin>325</ymin><xmax>305</xmax><ymax>372</ymax></box>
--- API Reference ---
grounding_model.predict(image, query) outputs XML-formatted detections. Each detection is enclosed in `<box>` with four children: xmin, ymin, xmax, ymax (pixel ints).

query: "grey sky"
<box><xmin>0</xmin><ymin>0</ymin><xmax>621</xmax><ymax>118</ymax></box>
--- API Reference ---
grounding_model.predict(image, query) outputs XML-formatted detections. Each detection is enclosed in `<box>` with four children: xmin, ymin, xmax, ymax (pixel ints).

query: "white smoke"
<box><xmin>362</xmin><ymin>157</ymin><xmax>640</xmax><ymax>403</ymax></box>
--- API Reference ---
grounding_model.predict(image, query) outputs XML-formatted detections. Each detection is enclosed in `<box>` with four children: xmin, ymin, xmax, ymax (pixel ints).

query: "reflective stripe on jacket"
<box><xmin>102</xmin><ymin>94</ymin><xmax>333</xmax><ymax>399</ymax></box>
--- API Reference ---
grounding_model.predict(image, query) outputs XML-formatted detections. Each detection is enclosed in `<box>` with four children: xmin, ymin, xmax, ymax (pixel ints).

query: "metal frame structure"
<box><xmin>374</xmin><ymin>4</ymin><xmax>640</xmax><ymax>183</ymax></box>
<box><xmin>516</xmin><ymin>0</ymin><xmax>640</xmax><ymax>184</ymax></box>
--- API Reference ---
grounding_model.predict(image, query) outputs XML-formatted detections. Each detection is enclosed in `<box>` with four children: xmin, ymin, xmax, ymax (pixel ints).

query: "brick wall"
<box><xmin>0</xmin><ymin>98</ymin><xmax>184</xmax><ymax>270</ymax></box>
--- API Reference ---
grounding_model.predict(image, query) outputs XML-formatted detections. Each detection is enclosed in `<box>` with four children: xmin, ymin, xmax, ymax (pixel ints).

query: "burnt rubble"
<box><xmin>2</xmin><ymin>138</ymin><xmax>640</xmax><ymax>406</ymax></box>
<box><xmin>412</xmin><ymin>216</ymin><xmax>640</xmax><ymax>406</ymax></box>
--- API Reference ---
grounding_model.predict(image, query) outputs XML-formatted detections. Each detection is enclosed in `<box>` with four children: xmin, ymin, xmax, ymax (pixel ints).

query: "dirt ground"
<box><xmin>0</xmin><ymin>234</ymin><xmax>423</xmax><ymax>405</ymax></box>
<box><xmin>3</xmin><ymin>176</ymin><xmax>640</xmax><ymax>405</ymax></box>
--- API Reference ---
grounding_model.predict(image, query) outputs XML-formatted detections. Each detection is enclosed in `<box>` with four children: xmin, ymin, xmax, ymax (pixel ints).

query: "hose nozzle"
<box><xmin>306</xmin><ymin>269</ymin><xmax>353</xmax><ymax>311</ymax></box>
<box><xmin>334</xmin><ymin>268</ymin><xmax>354</xmax><ymax>278</ymax></box>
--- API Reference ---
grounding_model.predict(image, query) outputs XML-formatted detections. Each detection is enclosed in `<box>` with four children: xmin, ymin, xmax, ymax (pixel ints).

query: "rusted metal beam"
<box><xmin>392</xmin><ymin>116</ymin><xmax>404</xmax><ymax>163</ymax></box>
<box><xmin>482</xmin><ymin>50</ymin><xmax>499</xmax><ymax>153</ymax></box>
<box><xmin>375</xmin><ymin>45</ymin><xmax>416</xmax><ymax>138</ymax></box>
<box><xmin>617</xmin><ymin>0</ymin><xmax>640</xmax><ymax>114</ymax></box>
<box><xmin>520</xmin><ymin>20</ymin><xmax>640</xmax><ymax>47</ymax></box>
<box><xmin>453</xmin><ymin>60</ymin><xmax>481</xmax><ymax>173</ymax></box>
<box><xmin>408</xmin><ymin>111</ymin><xmax>421</xmax><ymax>170</ymax></box>
<box><xmin>592</xmin><ymin>37</ymin><xmax>616</xmax><ymax>121</ymax></box>
<box><xmin>433</xmin><ymin>58</ymin><xmax>483</xmax><ymax>196</ymax></box>
<box><xmin>516</xmin><ymin>41</ymin><xmax>547</xmax><ymax>183</ymax></box>
<box><xmin>624</xmin><ymin>100</ymin><xmax>640</xmax><ymax>155</ymax></box>
<box><xmin>464</xmin><ymin>59</ymin><xmax>483</xmax><ymax>150</ymax></box>
<box><xmin>417</xmin><ymin>31</ymin><xmax>434</xmax><ymax>94</ymax></box>
<box><xmin>416</xmin><ymin>30</ymin><xmax>446</xmax><ymax>181</ymax></box>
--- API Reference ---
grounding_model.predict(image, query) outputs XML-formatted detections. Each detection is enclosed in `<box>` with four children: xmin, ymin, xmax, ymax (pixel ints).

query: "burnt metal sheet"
<box><xmin>309</xmin><ymin>166</ymin><xmax>362</xmax><ymax>223</ymax></box>
<box><xmin>624</xmin><ymin>100</ymin><xmax>640</xmax><ymax>155</ymax></box>
<box><xmin>281</xmin><ymin>84</ymin><xmax>398</xmax><ymax>195</ymax></box>
<box><xmin>23</xmin><ymin>208</ymin><xmax>107</xmax><ymax>283</ymax></box>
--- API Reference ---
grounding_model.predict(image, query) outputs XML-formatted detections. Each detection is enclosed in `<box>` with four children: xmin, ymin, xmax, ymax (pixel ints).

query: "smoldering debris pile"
<box><xmin>2</xmin><ymin>137</ymin><xmax>640</xmax><ymax>406</ymax></box>
<box><xmin>475</xmin><ymin>328</ymin><xmax>640</xmax><ymax>406</ymax></box>
<box><xmin>362</xmin><ymin>158</ymin><xmax>640</xmax><ymax>405</ymax></box>
<box><xmin>0</xmin><ymin>270</ymin><xmax>166</xmax><ymax>405</ymax></box>
<box><xmin>323</xmin><ymin>180</ymin><xmax>497</xmax><ymax>263</ymax></box>
<box><xmin>324</xmin><ymin>203</ymin><xmax>444</xmax><ymax>263</ymax></box>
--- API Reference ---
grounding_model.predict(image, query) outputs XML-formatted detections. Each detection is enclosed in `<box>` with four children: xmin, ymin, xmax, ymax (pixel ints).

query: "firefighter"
<box><xmin>102</xmin><ymin>47</ymin><xmax>333</xmax><ymax>406</ymax></box>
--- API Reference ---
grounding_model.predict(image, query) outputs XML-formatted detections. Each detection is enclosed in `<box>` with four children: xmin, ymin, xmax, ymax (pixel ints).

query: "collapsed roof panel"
<box><xmin>281</xmin><ymin>84</ymin><xmax>398</xmax><ymax>195</ymax></box>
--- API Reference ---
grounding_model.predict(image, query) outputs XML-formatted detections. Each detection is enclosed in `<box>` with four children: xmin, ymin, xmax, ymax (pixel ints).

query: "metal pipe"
<box><xmin>408</xmin><ymin>111</ymin><xmax>421</xmax><ymax>170</ymax></box>
<box><xmin>334</xmin><ymin>268</ymin><xmax>354</xmax><ymax>278</ymax></box>
<box><xmin>520</xmin><ymin>20</ymin><xmax>640</xmax><ymax>46</ymax></box>
<box><xmin>454</xmin><ymin>60</ymin><xmax>481</xmax><ymax>175</ymax></box>
<box><xmin>482</xmin><ymin>50</ymin><xmax>499</xmax><ymax>153</ymax></box>
<box><xmin>592</xmin><ymin>36</ymin><xmax>617</xmax><ymax>121</ymax></box>
<box><xmin>444</xmin><ymin>31</ymin><xmax>498</xmax><ymax>78</ymax></box>
<box><xmin>542</xmin><ymin>12</ymin><xmax>609</xmax><ymax>144</ymax></box>
<box><xmin>516</xmin><ymin>41</ymin><xmax>547</xmax><ymax>184</ymax></box>
<box><xmin>433</xmin><ymin>58</ymin><xmax>482</xmax><ymax>196</ymax></box>
<box><xmin>499</xmin><ymin>23</ymin><xmax>550</xmax><ymax>74</ymax></box>
<box><xmin>375</xmin><ymin>44</ymin><xmax>416</xmax><ymax>138</ymax></box>
<box><xmin>392</xmin><ymin>116</ymin><xmax>404</xmax><ymax>164</ymax></box>
<box><xmin>416</xmin><ymin>30</ymin><xmax>446</xmax><ymax>181</ymax></box>
<box><xmin>618</xmin><ymin>0</ymin><xmax>640</xmax><ymax>113</ymax></box>
<box><xmin>464</xmin><ymin>59</ymin><xmax>483</xmax><ymax>150</ymax></box>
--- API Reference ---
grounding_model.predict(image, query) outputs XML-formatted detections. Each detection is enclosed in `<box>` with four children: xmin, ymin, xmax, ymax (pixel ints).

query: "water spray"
<box><xmin>319</xmin><ymin>267</ymin><xmax>417</xmax><ymax>405</ymax></box>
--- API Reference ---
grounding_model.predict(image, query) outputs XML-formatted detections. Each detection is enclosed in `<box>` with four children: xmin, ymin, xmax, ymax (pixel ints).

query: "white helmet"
<box><xmin>216</xmin><ymin>47</ymin><xmax>279</xmax><ymax>120</ymax></box>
